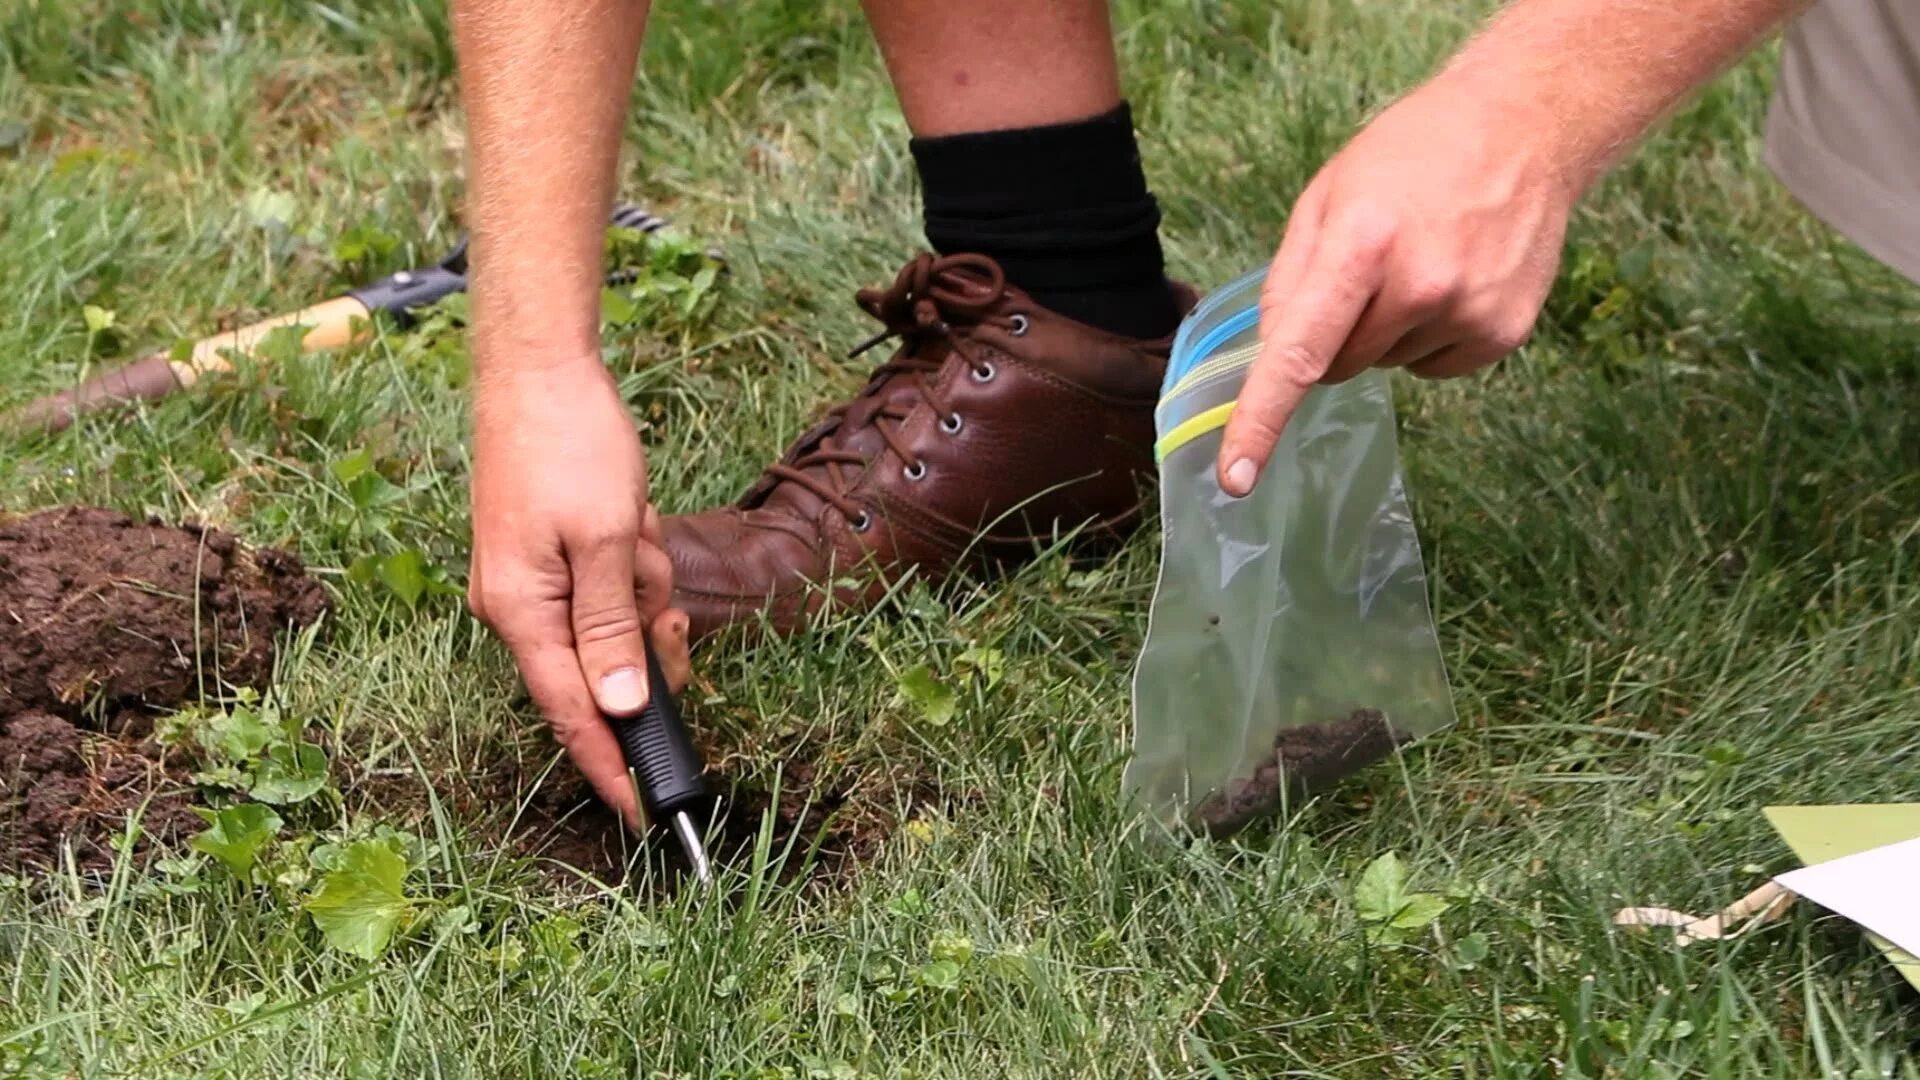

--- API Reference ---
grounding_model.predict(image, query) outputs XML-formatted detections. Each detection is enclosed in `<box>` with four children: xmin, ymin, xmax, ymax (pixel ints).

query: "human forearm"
<box><xmin>1438</xmin><ymin>0</ymin><xmax>1807</xmax><ymax>195</ymax></box>
<box><xmin>452</xmin><ymin>0</ymin><xmax>648</xmax><ymax>376</ymax></box>
<box><xmin>455</xmin><ymin>0</ymin><xmax>674</xmax><ymax>826</ymax></box>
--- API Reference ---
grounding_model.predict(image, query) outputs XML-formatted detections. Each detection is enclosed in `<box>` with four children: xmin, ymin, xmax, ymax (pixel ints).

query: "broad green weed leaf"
<box><xmin>955</xmin><ymin>646</ymin><xmax>1004</xmax><ymax>689</ymax></box>
<box><xmin>917</xmin><ymin>959</ymin><xmax>962</xmax><ymax>991</ymax></box>
<box><xmin>254</xmin><ymin>324</ymin><xmax>310</xmax><ymax>366</ymax></box>
<box><xmin>345</xmin><ymin>470</ymin><xmax>402</xmax><ymax>511</ymax></box>
<box><xmin>434</xmin><ymin>905</ymin><xmax>478</xmax><ymax>942</ymax></box>
<box><xmin>330</xmin><ymin>449</ymin><xmax>375</xmax><ymax>484</ymax></box>
<box><xmin>431</xmin><ymin>292</ymin><xmax>471</xmax><ymax>325</ymax></box>
<box><xmin>332</xmin><ymin>222</ymin><xmax>401</xmax><ymax>267</ymax></box>
<box><xmin>378</xmin><ymin>549</ymin><xmax>428</xmax><ymax>608</ymax></box>
<box><xmin>347</xmin><ymin>553</ymin><xmax>381</xmax><ymax>587</ymax></box>
<box><xmin>190</xmin><ymin>763</ymin><xmax>250</xmax><ymax>791</ymax></box>
<box><xmin>1389</xmin><ymin>894</ymin><xmax>1451</xmax><ymax>932</ymax></box>
<box><xmin>304</xmin><ymin>839</ymin><xmax>412</xmax><ymax>959</ymax></box>
<box><xmin>203</xmin><ymin>706</ymin><xmax>277</xmax><ymax>762</ymax></box>
<box><xmin>190</xmin><ymin>804</ymin><xmax>283</xmax><ymax>878</ymax></box>
<box><xmin>1354</xmin><ymin>853</ymin><xmax>1409</xmax><ymax>924</ymax></box>
<box><xmin>529</xmin><ymin>916</ymin><xmax>585</xmax><ymax>970</ymax></box>
<box><xmin>930</xmin><ymin>930</ymin><xmax>974</xmax><ymax>966</ymax></box>
<box><xmin>1453</xmin><ymin>932</ymin><xmax>1490</xmax><ymax>969</ymax></box>
<box><xmin>249</xmin><ymin>742</ymin><xmax>329</xmax><ymax>805</ymax></box>
<box><xmin>886</xmin><ymin>889</ymin><xmax>930</xmax><ymax>918</ymax></box>
<box><xmin>685</xmin><ymin>263</ymin><xmax>719</xmax><ymax>315</ymax></box>
<box><xmin>600</xmin><ymin>286</ymin><xmax>638</xmax><ymax>327</ymax></box>
<box><xmin>896</xmin><ymin>665</ymin><xmax>955</xmax><ymax>727</ymax></box>
<box><xmin>244</xmin><ymin>187</ymin><xmax>298</xmax><ymax>230</ymax></box>
<box><xmin>82</xmin><ymin>305</ymin><xmax>115</xmax><ymax>334</ymax></box>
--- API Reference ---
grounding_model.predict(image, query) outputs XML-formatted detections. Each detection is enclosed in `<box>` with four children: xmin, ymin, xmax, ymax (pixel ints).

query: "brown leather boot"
<box><xmin>664</xmin><ymin>252</ymin><xmax>1194</xmax><ymax>641</ymax></box>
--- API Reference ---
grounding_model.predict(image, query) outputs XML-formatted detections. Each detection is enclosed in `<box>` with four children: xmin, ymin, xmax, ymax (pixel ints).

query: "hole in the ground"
<box><xmin>358</xmin><ymin>759</ymin><xmax>944</xmax><ymax>890</ymax></box>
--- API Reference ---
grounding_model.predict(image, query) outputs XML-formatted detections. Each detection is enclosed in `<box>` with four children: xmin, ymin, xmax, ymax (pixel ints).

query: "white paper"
<box><xmin>1775</xmin><ymin>836</ymin><xmax>1920</xmax><ymax>958</ymax></box>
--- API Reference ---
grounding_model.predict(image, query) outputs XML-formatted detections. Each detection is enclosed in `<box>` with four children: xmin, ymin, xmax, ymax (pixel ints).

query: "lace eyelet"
<box><xmin>940</xmin><ymin>413</ymin><xmax>963</xmax><ymax>435</ymax></box>
<box><xmin>1008</xmin><ymin>313</ymin><xmax>1030</xmax><ymax>336</ymax></box>
<box><xmin>971</xmin><ymin>362</ymin><xmax>997</xmax><ymax>384</ymax></box>
<box><xmin>850</xmin><ymin>510</ymin><xmax>872</xmax><ymax>533</ymax></box>
<box><xmin>904</xmin><ymin>461</ymin><xmax>927</xmax><ymax>481</ymax></box>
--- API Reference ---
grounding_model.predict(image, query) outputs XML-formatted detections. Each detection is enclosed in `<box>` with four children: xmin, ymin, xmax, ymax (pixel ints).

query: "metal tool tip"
<box><xmin>671</xmin><ymin>810</ymin><xmax>713</xmax><ymax>887</ymax></box>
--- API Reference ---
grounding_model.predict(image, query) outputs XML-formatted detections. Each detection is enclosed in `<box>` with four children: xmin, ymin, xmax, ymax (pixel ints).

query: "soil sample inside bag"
<box><xmin>1193</xmin><ymin>708</ymin><xmax>1412</xmax><ymax>835</ymax></box>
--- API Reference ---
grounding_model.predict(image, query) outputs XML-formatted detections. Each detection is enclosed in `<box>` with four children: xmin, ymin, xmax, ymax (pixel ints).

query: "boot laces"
<box><xmin>757</xmin><ymin>253</ymin><xmax>1016</xmax><ymax>523</ymax></box>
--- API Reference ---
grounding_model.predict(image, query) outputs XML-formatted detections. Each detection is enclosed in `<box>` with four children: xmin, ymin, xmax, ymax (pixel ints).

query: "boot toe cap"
<box><xmin>662</xmin><ymin>509</ymin><xmax>827</xmax><ymax>639</ymax></box>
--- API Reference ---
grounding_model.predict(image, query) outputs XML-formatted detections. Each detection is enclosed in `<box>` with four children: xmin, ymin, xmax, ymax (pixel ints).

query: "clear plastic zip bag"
<box><xmin>1125</xmin><ymin>267</ymin><xmax>1454</xmax><ymax>835</ymax></box>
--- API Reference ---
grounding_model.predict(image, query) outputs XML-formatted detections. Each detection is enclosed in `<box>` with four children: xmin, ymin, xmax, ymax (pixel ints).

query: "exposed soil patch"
<box><xmin>0</xmin><ymin>506</ymin><xmax>327</xmax><ymax>872</ymax></box>
<box><xmin>1</xmin><ymin>506</ymin><xmax>328</xmax><ymax>721</ymax></box>
<box><xmin>0</xmin><ymin>710</ymin><xmax>201</xmax><ymax>871</ymax></box>
<box><xmin>353</xmin><ymin>754</ymin><xmax>938</xmax><ymax>889</ymax></box>
<box><xmin>1195</xmin><ymin>708</ymin><xmax>1412</xmax><ymax>835</ymax></box>
<box><xmin>0</xmin><ymin>505</ymin><xmax>927</xmax><ymax>887</ymax></box>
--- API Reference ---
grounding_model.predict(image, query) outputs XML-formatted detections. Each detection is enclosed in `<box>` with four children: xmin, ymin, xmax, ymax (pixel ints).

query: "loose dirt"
<box><xmin>1</xmin><ymin>506</ymin><xmax>328</xmax><ymax>871</ymax></box>
<box><xmin>1</xmin><ymin>506</ymin><xmax>328</xmax><ymax>720</ymax></box>
<box><xmin>0</xmin><ymin>710</ymin><xmax>201</xmax><ymax>871</ymax></box>
<box><xmin>1194</xmin><ymin>708</ymin><xmax>1412</xmax><ymax>835</ymax></box>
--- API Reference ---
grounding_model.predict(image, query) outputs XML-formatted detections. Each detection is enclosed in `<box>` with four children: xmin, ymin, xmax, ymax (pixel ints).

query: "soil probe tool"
<box><xmin>606</xmin><ymin>637</ymin><xmax>714</xmax><ymax>885</ymax></box>
<box><xmin>8</xmin><ymin>204</ymin><xmax>673</xmax><ymax>436</ymax></box>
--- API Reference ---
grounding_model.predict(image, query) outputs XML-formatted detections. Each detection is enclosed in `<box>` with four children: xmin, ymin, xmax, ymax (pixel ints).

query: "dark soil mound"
<box><xmin>0</xmin><ymin>710</ymin><xmax>200</xmax><ymax>870</ymax></box>
<box><xmin>0</xmin><ymin>506</ymin><xmax>328</xmax><ymax>721</ymax></box>
<box><xmin>0</xmin><ymin>506</ymin><xmax>327</xmax><ymax>872</ymax></box>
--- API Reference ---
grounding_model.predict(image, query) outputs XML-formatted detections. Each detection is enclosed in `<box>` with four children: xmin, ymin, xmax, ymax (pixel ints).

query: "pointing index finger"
<box><xmin>1218</xmin><ymin>219</ymin><xmax>1384</xmax><ymax>496</ymax></box>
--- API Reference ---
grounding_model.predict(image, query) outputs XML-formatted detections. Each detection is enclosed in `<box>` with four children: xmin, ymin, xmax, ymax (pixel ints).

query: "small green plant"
<box><xmin>1353</xmin><ymin>852</ymin><xmax>1452</xmax><ymax>945</ymax></box>
<box><xmin>598</xmin><ymin>226</ymin><xmax>724</xmax><ymax>334</ymax></box>
<box><xmin>329</xmin><ymin>448</ymin><xmax>464</xmax><ymax>609</ymax></box>
<box><xmin>302</xmin><ymin>836</ymin><xmax>417</xmax><ymax>960</ymax></box>
<box><xmin>331</xmin><ymin>221</ymin><xmax>403</xmax><ymax>276</ymax></box>
<box><xmin>893</xmin><ymin>665</ymin><xmax>955</xmax><ymax>727</ymax></box>
<box><xmin>190</xmin><ymin>804</ymin><xmax>285</xmax><ymax>879</ymax></box>
<box><xmin>160</xmin><ymin>691</ymin><xmax>335</xmax><ymax>809</ymax></box>
<box><xmin>80</xmin><ymin>302</ymin><xmax>121</xmax><ymax>357</ymax></box>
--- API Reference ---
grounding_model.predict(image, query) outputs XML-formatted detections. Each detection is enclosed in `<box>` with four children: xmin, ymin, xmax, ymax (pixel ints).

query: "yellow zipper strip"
<box><xmin>1154</xmin><ymin>401</ymin><xmax>1237</xmax><ymax>462</ymax></box>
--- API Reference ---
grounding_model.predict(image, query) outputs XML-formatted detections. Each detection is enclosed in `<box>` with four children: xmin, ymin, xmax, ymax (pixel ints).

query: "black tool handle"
<box><xmin>608</xmin><ymin>640</ymin><xmax>710</xmax><ymax>815</ymax></box>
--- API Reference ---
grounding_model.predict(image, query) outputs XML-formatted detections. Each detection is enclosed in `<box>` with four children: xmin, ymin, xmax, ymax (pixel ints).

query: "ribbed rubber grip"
<box><xmin>608</xmin><ymin>640</ymin><xmax>710</xmax><ymax>815</ymax></box>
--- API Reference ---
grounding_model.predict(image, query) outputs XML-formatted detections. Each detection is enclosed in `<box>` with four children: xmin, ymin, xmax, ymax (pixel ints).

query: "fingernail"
<box><xmin>1225</xmin><ymin>458</ymin><xmax>1258</xmax><ymax>497</ymax></box>
<box><xmin>598</xmin><ymin>666</ymin><xmax>648</xmax><ymax>713</ymax></box>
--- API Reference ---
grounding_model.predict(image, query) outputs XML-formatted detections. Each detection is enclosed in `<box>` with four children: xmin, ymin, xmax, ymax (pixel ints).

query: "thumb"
<box><xmin>567</xmin><ymin>530</ymin><xmax>652</xmax><ymax>716</ymax></box>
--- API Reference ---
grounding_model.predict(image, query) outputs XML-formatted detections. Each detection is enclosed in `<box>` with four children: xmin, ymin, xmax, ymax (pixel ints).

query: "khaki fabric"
<box><xmin>1765</xmin><ymin>0</ymin><xmax>1920</xmax><ymax>284</ymax></box>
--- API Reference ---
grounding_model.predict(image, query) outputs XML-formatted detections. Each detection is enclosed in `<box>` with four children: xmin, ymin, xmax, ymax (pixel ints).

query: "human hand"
<box><xmin>467</xmin><ymin>358</ymin><xmax>683</xmax><ymax>828</ymax></box>
<box><xmin>1218</xmin><ymin>73</ymin><xmax>1580</xmax><ymax>495</ymax></box>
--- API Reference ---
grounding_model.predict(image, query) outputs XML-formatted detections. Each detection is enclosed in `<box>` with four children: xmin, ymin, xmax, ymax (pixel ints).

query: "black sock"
<box><xmin>910</xmin><ymin>103</ymin><xmax>1182</xmax><ymax>341</ymax></box>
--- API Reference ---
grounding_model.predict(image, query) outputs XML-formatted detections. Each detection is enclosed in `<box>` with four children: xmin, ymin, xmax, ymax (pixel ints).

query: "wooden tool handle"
<box><xmin>8</xmin><ymin>295</ymin><xmax>372</xmax><ymax>435</ymax></box>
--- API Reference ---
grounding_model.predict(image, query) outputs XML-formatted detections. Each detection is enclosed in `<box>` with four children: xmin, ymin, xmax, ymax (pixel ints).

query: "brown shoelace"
<box><xmin>760</xmin><ymin>253</ymin><xmax>1023</xmax><ymax>526</ymax></box>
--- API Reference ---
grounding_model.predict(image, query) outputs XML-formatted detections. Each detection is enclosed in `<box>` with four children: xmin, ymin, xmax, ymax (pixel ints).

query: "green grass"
<box><xmin>4</xmin><ymin>0</ymin><xmax>1919</xmax><ymax>1075</ymax></box>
